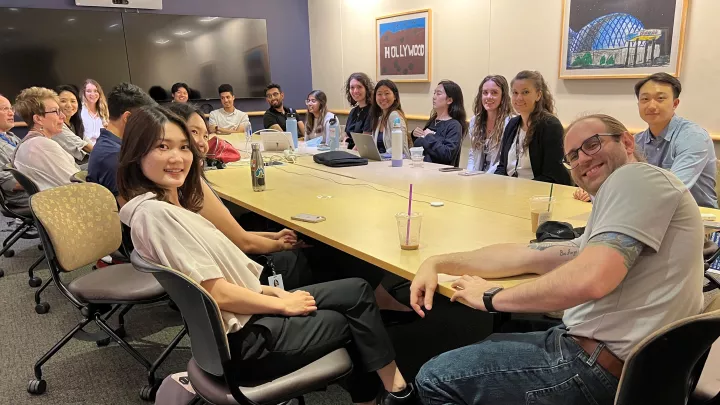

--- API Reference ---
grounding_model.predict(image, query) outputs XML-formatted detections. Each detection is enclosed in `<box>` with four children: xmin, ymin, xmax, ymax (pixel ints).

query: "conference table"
<box><xmin>208</xmin><ymin>135</ymin><xmax>720</xmax><ymax>302</ymax></box>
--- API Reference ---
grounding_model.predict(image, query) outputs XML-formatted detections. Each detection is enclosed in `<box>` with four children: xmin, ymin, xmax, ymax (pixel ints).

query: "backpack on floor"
<box><xmin>155</xmin><ymin>372</ymin><xmax>198</xmax><ymax>405</ymax></box>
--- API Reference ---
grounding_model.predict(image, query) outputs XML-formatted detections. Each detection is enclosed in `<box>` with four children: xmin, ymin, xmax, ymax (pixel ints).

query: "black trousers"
<box><xmin>255</xmin><ymin>242</ymin><xmax>385</xmax><ymax>291</ymax></box>
<box><xmin>226</xmin><ymin>276</ymin><xmax>395</xmax><ymax>403</ymax></box>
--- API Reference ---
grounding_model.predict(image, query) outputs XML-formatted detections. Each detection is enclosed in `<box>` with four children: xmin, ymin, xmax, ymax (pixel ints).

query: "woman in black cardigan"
<box><xmin>494</xmin><ymin>71</ymin><xmax>572</xmax><ymax>185</ymax></box>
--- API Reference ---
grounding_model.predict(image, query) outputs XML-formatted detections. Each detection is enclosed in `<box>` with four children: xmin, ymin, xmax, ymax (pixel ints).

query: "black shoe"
<box><xmin>380</xmin><ymin>310</ymin><xmax>419</xmax><ymax>326</ymax></box>
<box><xmin>379</xmin><ymin>383</ymin><xmax>418</xmax><ymax>405</ymax></box>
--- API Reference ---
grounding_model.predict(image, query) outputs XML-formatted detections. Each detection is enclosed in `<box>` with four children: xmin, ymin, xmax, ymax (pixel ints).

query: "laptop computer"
<box><xmin>350</xmin><ymin>133</ymin><xmax>388</xmax><ymax>161</ymax></box>
<box><xmin>261</xmin><ymin>132</ymin><xmax>294</xmax><ymax>152</ymax></box>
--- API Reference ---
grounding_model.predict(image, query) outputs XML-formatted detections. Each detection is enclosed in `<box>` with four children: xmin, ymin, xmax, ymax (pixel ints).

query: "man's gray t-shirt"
<box><xmin>563</xmin><ymin>163</ymin><xmax>704</xmax><ymax>360</ymax></box>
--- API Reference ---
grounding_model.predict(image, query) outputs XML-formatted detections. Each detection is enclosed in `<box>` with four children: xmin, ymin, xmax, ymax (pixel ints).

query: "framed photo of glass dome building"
<box><xmin>559</xmin><ymin>0</ymin><xmax>689</xmax><ymax>79</ymax></box>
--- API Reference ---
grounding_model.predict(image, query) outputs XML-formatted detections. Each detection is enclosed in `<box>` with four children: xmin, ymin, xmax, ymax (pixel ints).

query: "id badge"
<box><xmin>268</xmin><ymin>274</ymin><xmax>285</xmax><ymax>290</ymax></box>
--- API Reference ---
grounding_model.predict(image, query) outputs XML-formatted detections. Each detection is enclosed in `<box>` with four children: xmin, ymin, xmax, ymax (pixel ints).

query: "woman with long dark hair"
<box><xmin>413</xmin><ymin>80</ymin><xmax>467</xmax><ymax>166</ymax></box>
<box><xmin>467</xmin><ymin>76</ymin><xmax>513</xmax><ymax>173</ymax></box>
<box><xmin>344</xmin><ymin>73</ymin><xmax>375</xmax><ymax>149</ymax></box>
<box><xmin>494</xmin><ymin>71</ymin><xmax>571</xmax><ymax>185</ymax></box>
<box><xmin>117</xmin><ymin>105</ymin><xmax>417</xmax><ymax>405</ymax></box>
<box><xmin>304</xmin><ymin>90</ymin><xmax>335</xmax><ymax>142</ymax></box>
<box><xmin>369</xmin><ymin>79</ymin><xmax>410</xmax><ymax>156</ymax></box>
<box><xmin>54</xmin><ymin>84</ymin><xmax>93</xmax><ymax>161</ymax></box>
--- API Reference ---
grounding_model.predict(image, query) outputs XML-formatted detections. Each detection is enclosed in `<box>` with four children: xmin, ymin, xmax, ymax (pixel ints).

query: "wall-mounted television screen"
<box><xmin>0</xmin><ymin>7</ymin><xmax>271</xmax><ymax>100</ymax></box>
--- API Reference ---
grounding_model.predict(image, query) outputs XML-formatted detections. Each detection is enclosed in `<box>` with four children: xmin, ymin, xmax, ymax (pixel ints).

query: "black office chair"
<box><xmin>27</xmin><ymin>183</ymin><xmax>186</xmax><ymax>401</ymax></box>
<box><xmin>131</xmin><ymin>251</ymin><xmax>354</xmax><ymax>405</ymax></box>
<box><xmin>2</xmin><ymin>165</ymin><xmax>46</xmax><ymax>286</ymax></box>
<box><xmin>0</xmin><ymin>178</ymin><xmax>41</xmax><ymax>278</ymax></box>
<box><xmin>614</xmin><ymin>295</ymin><xmax>720</xmax><ymax>405</ymax></box>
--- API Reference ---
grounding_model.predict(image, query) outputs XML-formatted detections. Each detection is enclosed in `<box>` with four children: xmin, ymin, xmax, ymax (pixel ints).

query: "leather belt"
<box><xmin>571</xmin><ymin>335</ymin><xmax>624</xmax><ymax>379</ymax></box>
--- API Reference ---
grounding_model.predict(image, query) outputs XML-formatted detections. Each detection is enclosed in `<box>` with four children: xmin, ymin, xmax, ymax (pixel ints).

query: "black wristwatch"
<box><xmin>483</xmin><ymin>287</ymin><xmax>504</xmax><ymax>313</ymax></box>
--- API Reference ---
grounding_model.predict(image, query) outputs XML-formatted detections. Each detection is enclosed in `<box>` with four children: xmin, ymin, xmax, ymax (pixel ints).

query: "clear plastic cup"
<box><xmin>396</xmin><ymin>212</ymin><xmax>422</xmax><ymax>250</ymax></box>
<box><xmin>529</xmin><ymin>196</ymin><xmax>555</xmax><ymax>233</ymax></box>
<box><xmin>410</xmin><ymin>147</ymin><xmax>424</xmax><ymax>168</ymax></box>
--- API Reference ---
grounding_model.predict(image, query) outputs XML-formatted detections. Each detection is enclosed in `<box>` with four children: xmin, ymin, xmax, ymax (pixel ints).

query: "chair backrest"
<box><xmin>130</xmin><ymin>251</ymin><xmax>231</xmax><ymax>376</ymax></box>
<box><xmin>615</xmin><ymin>295</ymin><xmax>720</xmax><ymax>405</ymax></box>
<box><xmin>4</xmin><ymin>164</ymin><xmax>40</xmax><ymax>196</ymax></box>
<box><xmin>0</xmin><ymin>179</ymin><xmax>23</xmax><ymax>219</ymax></box>
<box><xmin>30</xmin><ymin>183</ymin><xmax>122</xmax><ymax>271</ymax></box>
<box><xmin>70</xmin><ymin>170</ymin><xmax>88</xmax><ymax>183</ymax></box>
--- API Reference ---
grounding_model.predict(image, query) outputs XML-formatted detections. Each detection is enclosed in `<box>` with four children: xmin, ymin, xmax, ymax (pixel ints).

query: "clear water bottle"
<box><xmin>286</xmin><ymin>112</ymin><xmax>298</xmax><ymax>149</ymax></box>
<box><xmin>391</xmin><ymin>117</ymin><xmax>403</xmax><ymax>167</ymax></box>
<box><xmin>250</xmin><ymin>143</ymin><xmax>265</xmax><ymax>192</ymax></box>
<box><xmin>245</xmin><ymin>121</ymin><xmax>253</xmax><ymax>143</ymax></box>
<box><xmin>328</xmin><ymin>115</ymin><xmax>340</xmax><ymax>151</ymax></box>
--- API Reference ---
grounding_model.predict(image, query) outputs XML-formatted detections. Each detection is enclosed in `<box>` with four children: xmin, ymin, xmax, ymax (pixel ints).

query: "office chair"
<box><xmin>27</xmin><ymin>183</ymin><xmax>186</xmax><ymax>401</ymax></box>
<box><xmin>131</xmin><ymin>251</ymin><xmax>354</xmax><ymax>405</ymax></box>
<box><xmin>70</xmin><ymin>170</ymin><xmax>88</xmax><ymax>183</ymax></box>
<box><xmin>0</xmin><ymin>179</ymin><xmax>43</xmax><ymax>279</ymax></box>
<box><xmin>614</xmin><ymin>295</ymin><xmax>720</xmax><ymax>405</ymax></box>
<box><xmin>3</xmin><ymin>165</ymin><xmax>46</xmax><ymax>287</ymax></box>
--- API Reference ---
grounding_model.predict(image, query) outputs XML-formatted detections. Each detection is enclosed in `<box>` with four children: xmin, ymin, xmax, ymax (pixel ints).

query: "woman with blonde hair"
<box><xmin>467</xmin><ymin>75</ymin><xmax>513</xmax><ymax>173</ymax></box>
<box><xmin>304</xmin><ymin>90</ymin><xmax>335</xmax><ymax>142</ymax></box>
<box><xmin>13</xmin><ymin>87</ymin><xmax>80</xmax><ymax>190</ymax></box>
<box><xmin>80</xmin><ymin>78</ymin><xmax>109</xmax><ymax>145</ymax></box>
<box><xmin>494</xmin><ymin>70</ymin><xmax>571</xmax><ymax>185</ymax></box>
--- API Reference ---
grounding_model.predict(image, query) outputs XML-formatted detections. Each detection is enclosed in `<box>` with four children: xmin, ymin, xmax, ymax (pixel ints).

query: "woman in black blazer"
<box><xmin>494</xmin><ymin>71</ymin><xmax>572</xmax><ymax>185</ymax></box>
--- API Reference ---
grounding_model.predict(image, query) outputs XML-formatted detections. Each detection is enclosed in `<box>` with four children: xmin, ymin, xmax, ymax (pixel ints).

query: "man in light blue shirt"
<box><xmin>634</xmin><ymin>73</ymin><xmax>717</xmax><ymax>208</ymax></box>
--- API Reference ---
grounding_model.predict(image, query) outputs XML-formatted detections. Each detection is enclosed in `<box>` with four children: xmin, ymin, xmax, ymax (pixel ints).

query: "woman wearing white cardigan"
<box><xmin>369</xmin><ymin>80</ymin><xmax>410</xmax><ymax>156</ymax></box>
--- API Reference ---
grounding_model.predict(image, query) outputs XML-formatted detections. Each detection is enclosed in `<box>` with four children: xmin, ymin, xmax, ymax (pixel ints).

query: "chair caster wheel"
<box><xmin>29</xmin><ymin>277</ymin><xmax>42</xmax><ymax>288</ymax></box>
<box><xmin>27</xmin><ymin>379</ymin><xmax>46</xmax><ymax>395</ymax></box>
<box><xmin>35</xmin><ymin>302</ymin><xmax>50</xmax><ymax>314</ymax></box>
<box><xmin>4</xmin><ymin>249</ymin><xmax>14</xmax><ymax>257</ymax></box>
<box><xmin>139</xmin><ymin>383</ymin><xmax>159</xmax><ymax>401</ymax></box>
<box><xmin>96</xmin><ymin>336</ymin><xmax>111</xmax><ymax>347</ymax></box>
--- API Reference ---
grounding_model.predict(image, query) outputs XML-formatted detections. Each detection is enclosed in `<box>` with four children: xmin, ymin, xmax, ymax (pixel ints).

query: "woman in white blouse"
<box><xmin>467</xmin><ymin>75</ymin><xmax>513</xmax><ymax>173</ymax></box>
<box><xmin>55</xmin><ymin>84</ymin><xmax>93</xmax><ymax>161</ymax></box>
<box><xmin>13</xmin><ymin>87</ymin><xmax>80</xmax><ymax>190</ymax></box>
<box><xmin>369</xmin><ymin>80</ymin><xmax>410</xmax><ymax>156</ymax></box>
<box><xmin>80</xmin><ymin>79</ymin><xmax>109</xmax><ymax>145</ymax></box>
<box><xmin>117</xmin><ymin>105</ymin><xmax>417</xmax><ymax>405</ymax></box>
<box><xmin>304</xmin><ymin>90</ymin><xmax>335</xmax><ymax>142</ymax></box>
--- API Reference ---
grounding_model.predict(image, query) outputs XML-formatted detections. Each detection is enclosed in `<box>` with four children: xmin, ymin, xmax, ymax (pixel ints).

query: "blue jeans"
<box><xmin>415</xmin><ymin>327</ymin><xmax>619</xmax><ymax>405</ymax></box>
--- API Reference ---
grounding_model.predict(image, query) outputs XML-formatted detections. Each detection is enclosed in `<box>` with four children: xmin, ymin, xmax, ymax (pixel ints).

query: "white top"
<box><xmin>119</xmin><ymin>192</ymin><xmax>264</xmax><ymax>334</ymax></box>
<box><xmin>80</xmin><ymin>107</ymin><xmax>103</xmax><ymax>145</ymax></box>
<box><xmin>306</xmin><ymin>112</ymin><xmax>335</xmax><ymax>142</ymax></box>
<box><xmin>505</xmin><ymin>128</ymin><xmax>532</xmax><ymax>179</ymax></box>
<box><xmin>209</xmin><ymin>108</ymin><xmax>250</xmax><ymax>132</ymax></box>
<box><xmin>564</xmin><ymin>163</ymin><xmax>704</xmax><ymax>359</ymax></box>
<box><xmin>372</xmin><ymin>110</ymin><xmax>409</xmax><ymax>156</ymax></box>
<box><xmin>53</xmin><ymin>123</ymin><xmax>89</xmax><ymax>161</ymax></box>
<box><xmin>14</xmin><ymin>132</ymin><xmax>80</xmax><ymax>191</ymax></box>
<box><xmin>466</xmin><ymin>116</ymin><xmax>510</xmax><ymax>173</ymax></box>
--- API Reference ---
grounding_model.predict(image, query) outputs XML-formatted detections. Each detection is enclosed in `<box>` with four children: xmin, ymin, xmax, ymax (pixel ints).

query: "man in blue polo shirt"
<box><xmin>634</xmin><ymin>73</ymin><xmax>717</xmax><ymax>208</ymax></box>
<box><xmin>87</xmin><ymin>83</ymin><xmax>156</xmax><ymax>199</ymax></box>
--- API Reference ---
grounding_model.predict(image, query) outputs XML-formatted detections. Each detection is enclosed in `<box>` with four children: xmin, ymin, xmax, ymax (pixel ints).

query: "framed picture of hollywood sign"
<box><xmin>559</xmin><ymin>0</ymin><xmax>689</xmax><ymax>79</ymax></box>
<box><xmin>376</xmin><ymin>9</ymin><xmax>432</xmax><ymax>82</ymax></box>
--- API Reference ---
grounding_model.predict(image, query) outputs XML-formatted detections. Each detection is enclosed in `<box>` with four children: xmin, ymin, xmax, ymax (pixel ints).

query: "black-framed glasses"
<box><xmin>43</xmin><ymin>110</ymin><xmax>61</xmax><ymax>116</ymax></box>
<box><xmin>562</xmin><ymin>133</ymin><xmax>621</xmax><ymax>169</ymax></box>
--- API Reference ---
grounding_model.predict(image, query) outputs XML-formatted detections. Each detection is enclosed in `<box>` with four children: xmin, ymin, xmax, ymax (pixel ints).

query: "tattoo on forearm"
<box><xmin>587</xmin><ymin>232</ymin><xmax>644</xmax><ymax>269</ymax></box>
<box><xmin>529</xmin><ymin>240</ymin><xmax>580</xmax><ymax>258</ymax></box>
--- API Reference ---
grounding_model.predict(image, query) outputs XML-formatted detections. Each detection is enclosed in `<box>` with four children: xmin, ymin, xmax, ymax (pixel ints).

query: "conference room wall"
<box><xmin>3</xmin><ymin>0</ymin><xmax>313</xmax><ymax>115</ymax></box>
<box><xmin>309</xmin><ymin>0</ymin><xmax>720</xmax><ymax>137</ymax></box>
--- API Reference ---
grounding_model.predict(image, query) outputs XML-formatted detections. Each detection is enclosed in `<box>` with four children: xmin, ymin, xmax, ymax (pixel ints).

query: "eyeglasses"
<box><xmin>561</xmin><ymin>133</ymin><xmax>621</xmax><ymax>169</ymax></box>
<box><xmin>0</xmin><ymin>106</ymin><xmax>12</xmax><ymax>113</ymax></box>
<box><xmin>266</xmin><ymin>92</ymin><xmax>281</xmax><ymax>99</ymax></box>
<box><xmin>305</xmin><ymin>99</ymin><xmax>318</xmax><ymax>105</ymax></box>
<box><xmin>43</xmin><ymin>110</ymin><xmax>61</xmax><ymax>117</ymax></box>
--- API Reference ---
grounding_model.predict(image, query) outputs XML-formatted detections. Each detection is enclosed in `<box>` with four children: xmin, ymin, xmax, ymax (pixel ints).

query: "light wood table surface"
<box><xmin>206</xmin><ymin>164</ymin><xmax>540</xmax><ymax>299</ymax></box>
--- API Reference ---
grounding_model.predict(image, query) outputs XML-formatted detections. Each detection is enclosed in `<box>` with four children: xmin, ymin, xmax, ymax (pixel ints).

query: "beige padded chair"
<box><xmin>131</xmin><ymin>251</ymin><xmax>353</xmax><ymax>405</ymax></box>
<box><xmin>614</xmin><ymin>295</ymin><xmax>720</xmax><ymax>404</ymax></box>
<box><xmin>27</xmin><ymin>183</ymin><xmax>186</xmax><ymax>401</ymax></box>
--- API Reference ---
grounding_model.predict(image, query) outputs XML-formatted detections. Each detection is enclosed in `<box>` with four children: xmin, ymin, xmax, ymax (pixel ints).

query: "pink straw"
<box><xmin>406</xmin><ymin>184</ymin><xmax>413</xmax><ymax>245</ymax></box>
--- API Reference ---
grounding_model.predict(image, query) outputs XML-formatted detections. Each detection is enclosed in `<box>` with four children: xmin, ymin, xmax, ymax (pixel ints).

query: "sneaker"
<box><xmin>379</xmin><ymin>383</ymin><xmax>419</xmax><ymax>405</ymax></box>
